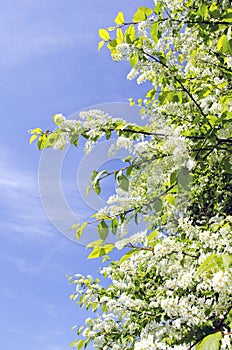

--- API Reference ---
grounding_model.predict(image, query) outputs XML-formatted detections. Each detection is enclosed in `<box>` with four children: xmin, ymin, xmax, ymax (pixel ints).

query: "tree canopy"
<box><xmin>30</xmin><ymin>0</ymin><xmax>232</xmax><ymax>349</ymax></box>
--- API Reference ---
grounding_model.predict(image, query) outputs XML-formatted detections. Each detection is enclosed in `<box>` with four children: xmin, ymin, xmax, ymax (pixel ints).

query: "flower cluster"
<box><xmin>70</xmin><ymin>217</ymin><xmax>232</xmax><ymax>349</ymax></box>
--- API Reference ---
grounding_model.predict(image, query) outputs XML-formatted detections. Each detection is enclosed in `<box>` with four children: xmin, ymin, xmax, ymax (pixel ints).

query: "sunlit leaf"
<box><xmin>29</xmin><ymin>134</ymin><xmax>37</xmax><ymax>144</ymax></box>
<box><xmin>98</xmin><ymin>40</ymin><xmax>105</xmax><ymax>51</ymax></box>
<box><xmin>115</xmin><ymin>12</ymin><xmax>125</xmax><ymax>25</ymax></box>
<box><xmin>196</xmin><ymin>332</ymin><xmax>222</xmax><ymax>350</ymax></box>
<box><xmin>98</xmin><ymin>29</ymin><xmax>110</xmax><ymax>41</ymax></box>
<box><xmin>133</xmin><ymin>7</ymin><xmax>153</xmax><ymax>22</ymax></box>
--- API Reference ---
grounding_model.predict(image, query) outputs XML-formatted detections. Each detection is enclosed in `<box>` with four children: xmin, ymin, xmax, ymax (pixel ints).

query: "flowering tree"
<box><xmin>30</xmin><ymin>0</ymin><xmax>232</xmax><ymax>349</ymax></box>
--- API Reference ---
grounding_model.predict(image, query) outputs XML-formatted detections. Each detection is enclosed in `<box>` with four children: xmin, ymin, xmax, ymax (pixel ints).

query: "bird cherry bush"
<box><xmin>30</xmin><ymin>0</ymin><xmax>232</xmax><ymax>349</ymax></box>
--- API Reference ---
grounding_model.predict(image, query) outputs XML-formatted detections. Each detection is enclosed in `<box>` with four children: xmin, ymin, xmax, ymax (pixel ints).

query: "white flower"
<box><xmin>116</xmin><ymin>43</ymin><xmax>131</xmax><ymax>59</ymax></box>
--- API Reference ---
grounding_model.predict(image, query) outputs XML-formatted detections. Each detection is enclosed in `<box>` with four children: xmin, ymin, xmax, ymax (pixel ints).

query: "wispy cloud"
<box><xmin>0</xmin><ymin>239</ymin><xmax>65</xmax><ymax>273</ymax></box>
<box><xmin>0</xmin><ymin>150</ymin><xmax>54</xmax><ymax>240</ymax></box>
<box><xmin>9</xmin><ymin>325</ymin><xmax>67</xmax><ymax>350</ymax></box>
<box><xmin>0</xmin><ymin>0</ymin><xmax>95</xmax><ymax>66</ymax></box>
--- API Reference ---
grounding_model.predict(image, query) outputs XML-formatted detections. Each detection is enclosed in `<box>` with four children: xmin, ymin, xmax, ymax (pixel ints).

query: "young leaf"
<box><xmin>75</xmin><ymin>222</ymin><xmax>88</xmax><ymax>239</ymax></box>
<box><xmin>88</xmin><ymin>243</ymin><xmax>114</xmax><ymax>259</ymax></box>
<box><xmin>116</xmin><ymin>28</ymin><xmax>123</xmax><ymax>43</ymax></box>
<box><xmin>38</xmin><ymin>134</ymin><xmax>48</xmax><ymax>150</ymax></box>
<box><xmin>217</xmin><ymin>34</ymin><xmax>232</xmax><ymax>54</ymax></box>
<box><xmin>88</xmin><ymin>245</ymin><xmax>105</xmax><ymax>259</ymax></box>
<box><xmin>98</xmin><ymin>29</ymin><xmax>110</xmax><ymax>41</ymax></box>
<box><xmin>86</xmin><ymin>239</ymin><xmax>103</xmax><ymax>248</ymax></box>
<box><xmin>124</xmin><ymin>25</ymin><xmax>136</xmax><ymax>43</ymax></box>
<box><xmin>114</xmin><ymin>12</ymin><xmax>125</xmax><ymax>25</ymax></box>
<box><xmin>130</xmin><ymin>53</ymin><xmax>138</xmax><ymax>67</ymax></box>
<box><xmin>150</xmin><ymin>22</ymin><xmax>159</xmax><ymax>43</ymax></box>
<box><xmin>98</xmin><ymin>40</ymin><xmax>105</xmax><ymax>51</ymax></box>
<box><xmin>147</xmin><ymin>230</ymin><xmax>160</xmax><ymax>244</ymax></box>
<box><xmin>133</xmin><ymin>7</ymin><xmax>153</xmax><ymax>22</ymax></box>
<box><xmin>197</xmin><ymin>254</ymin><xmax>232</xmax><ymax>276</ymax></box>
<box><xmin>29</xmin><ymin>127</ymin><xmax>42</xmax><ymax>134</ymax></box>
<box><xmin>29</xmin><ymin>134</ymin><xmax>37</xmax><ymax>144</ymax></box>
<box><xmin>166</xmin><ymin>194</ymin><xmax>176</xmax><ymax>206</ymax></box>
<box><xmin>119</xmin><ymin>249</ymin><xmax>137</xmax><ymax>264</ymax></box>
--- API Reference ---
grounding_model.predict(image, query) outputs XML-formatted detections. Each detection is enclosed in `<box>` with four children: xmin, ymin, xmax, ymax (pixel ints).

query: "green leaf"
<box><xmin>86</xmin><ymin>184</ymin><xmax>91</xmax><ymax>196</ymax></box>
<box><xmin>126</xmin><ymin>165</ymin><xmax>133</xmax><ymax>176</ymax></box>
<box><xmin>110</xmin><ymin>218</ymin><xmax>118</xmax><ymax>235</ymax></box>
<box><xmin>217</xmin><ymin>34</ymin><xmax>232</xmax><ymax>54</ymax></box>
<box><xmin>222</xmin><ymin>10</ymin><xmax>232</xmax><ymax>23</ymax></box>
<box><xmin>38</xmin><ymin>134</ymin><xmax>48</xmax><ymax>150</ymax></box>
<box><xmin>103</xmin><ymin>243</ymin><xmax>114</xmax><ymax>254</ymax></box>
<box><xmin>124</xmin><ymin>25</ymin><xmax>136</xmax><ymax>43</ymax></box>
<box><xmin>170</xmin><ymin>171</ymin><xmax>177</xmax><ymax>185</ymax></box>
<box><xmin>29</xmin><ymin>134</ymin><xmax>37</xmax><ymax>144</ymax></box>
<box><xmin>93</xmin><ymin>180</ymin><xmax>101</xmax><ymax>195</ymax></box>
<box><xmin>123</xmin><ymin>155</ymin><xmax>132</xmax><ymax>163</ymax></box>
<box><xmin>115</xmin><ymin>11</ymin><xmax>125</xmax><ymax>25</ymax></box>
<box><xmin>196</xmin><ymin>332</ymin><xmax>222</xmax><ymax>350</ymax></box>
<box><xmin>153</xmin><ymin>198</ymin><xmax>163</xmax><ymax>212</ymax></box>
<box><xmin>150</xmin><ymin>22</ymin><xmax>159</xmax><ymax>43</ymax></box>
<box><xmin>78</xmin><ymin>339</ymin><xmax>85</xmax><ymax>350</ymax></box>
<box><xmin>86</xmin><ymin>239</ymin><xmax>103</xmax><ymax>248</ymax></box>
<box><xmin>154</xmin><ymin>2</ymin><xmax>163</xmax><ymax>15</ymax></box>
<box><xmin>70</xmin><ymin>339</ymin><xmax>85</xmax><ymax>349</ymax></box>
<box><xmin>75</xmin><ymin>222</ymin><xmax>88</xmax><ymax>240</ymax></box>
<box><xmin>119</xmin><ymin>249</ymin><xmax>137</xmax><ymax>264</ymax></box>
<box><xmin>118</xmin><ymin>175</ymin><xmax>129</xmax><ymax>192</ymax></box>
<box><xmin>88</xmin><ymin>243</ymin><xmax>114</xmax><ymax>259</ymax></box>
<box><xmin>177</xmin><ymin>167</ymin><xmax>192</xmax><ymax>191</ymax></box>
<box><xmin>166</xmin><ymin>194</ymin><xmax>176</xmax><ymax>206</ymax></box>
<box><xmin>129</xmin><ymin>52</ymin><xmax>138</xmax><ymax>67</ymax></box>
<box><xmin>88</xmin><ymin>245</ymin><xmax>105</xmax><ymax>259</ymax></box>
<box><xmin>91</xmin><ymin>170</ymin><xmax>98</xmax><ymax>181</ymax></box>
<box><xmin>107</xmin><ymin>39</ymin><xmax>118</xmax><ymax>50</ymax></box>
<box><xmin>147</xmin><ymin>230</ymin><xmax>160</xmax><ymax>244</ymax></box>
<box><xmin>222</xmin><ymin>156</ymin><xmax>232</xmax><ymax>174</ymax></box>
<box><xmin>98</xmin><ymin>29</ymin><xmax>110</xmax><ymax>41</ymax></box>
<box><xmin>209</xmin><ymin>2</ymin><xmax>217</xmax><ymax>12</ymax></box>
<box><xmin>44</xmin><ymin>132</ymin><xmax>59</xmax><ymax>148</ymax></box>
<box><xmin>29</xmin><ymin>127</ymin><xmax>42</xmax><ymax>134</ymax></box>
<box><xmin>98</xmin><ymin>40</ymin><xmax>105</xmax><ymax>51</ymax></box>
<box><xmin>116</xmin><ymin>28</ymin><xmax>123</xmax><ymax>43</ymax></box>
<box><xmin>133</xmin><ymin>7</ymin><xmax>153</xmax><ymax>22</ymax></box>
<box><xmin>197</xmin><ymin>254</ymin><xmax>232</xmax><ymax>276</ymax></box>
<box><xmin>98</xmin><ymin>221</ymin><xmax>109</xmax><ymax>240</ymax></box>
<box><xmin>198</xmin><ymin>4</ymin><xmax>208</xmax><ymax>20</ymax></box>
<box><xmin>77</xmin><ymin>326</ymin><xmax>84</xmax><ymax>335</ymax></box>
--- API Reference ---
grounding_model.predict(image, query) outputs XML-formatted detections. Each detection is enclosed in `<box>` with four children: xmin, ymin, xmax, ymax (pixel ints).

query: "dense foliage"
<box><xmin>31</xmin><ymin>0</ymin><xmax>232</xmax><ymax>349</ymax></box>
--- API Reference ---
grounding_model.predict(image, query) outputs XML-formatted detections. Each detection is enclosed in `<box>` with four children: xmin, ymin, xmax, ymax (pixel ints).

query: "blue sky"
<box><xmin>0</xmin><ymin>1</ymin><xmax>151</xmax><ymax>349</ymax></box>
